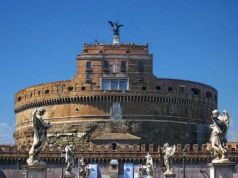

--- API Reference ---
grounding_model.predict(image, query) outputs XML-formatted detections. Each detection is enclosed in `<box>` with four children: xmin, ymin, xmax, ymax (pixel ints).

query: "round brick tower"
<box><xmin>14</xmin><ymin>42</ymin><xmax>217</xmax><ymax>147</ymax></box>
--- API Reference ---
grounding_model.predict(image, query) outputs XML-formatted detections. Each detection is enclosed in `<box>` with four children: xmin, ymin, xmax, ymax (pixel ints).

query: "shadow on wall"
<box><xmin>0</xmin><ymin>170</ymin><xmax>7</xmax><ymax>178</ymax></box>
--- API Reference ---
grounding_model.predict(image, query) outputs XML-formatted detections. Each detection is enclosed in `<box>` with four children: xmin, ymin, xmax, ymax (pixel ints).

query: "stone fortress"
<box><xmin>14</xmin><ymin>42</ymin><xmax>217</xmax><ymax>149</ymax></box>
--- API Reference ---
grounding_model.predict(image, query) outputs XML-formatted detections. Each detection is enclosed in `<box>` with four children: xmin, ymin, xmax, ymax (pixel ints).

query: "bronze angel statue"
<box><xmin>108</xmin><ymin>20</ymin><xmax>124</xmax><ymax>36</ymax></box>
<box><xmin>209</xmin><ymin>109</ymin><xmax>230</xmax><ymax>163</ymax></box>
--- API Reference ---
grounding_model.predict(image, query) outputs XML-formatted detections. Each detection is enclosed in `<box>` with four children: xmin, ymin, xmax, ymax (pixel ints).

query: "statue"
<box><xmin>78</xmin><ymin>157</ymin><xmax>86</xmax><ymax>177</ymax></box>
<box><xmin>159</xmin><ymin>143</ymin><xmax>176</xmax><ymax>175</ymax></box>
<box><xmin>145</xmin><ymin>153</ymin><xmax>153</xmax><ymax>178</ymax></box>
<box><xmin>108</xmin><ymin>20</ymin><xmax>124</xmax><ymax>36</ymax></box>
<box><xmin>108</xmin><ymin>20</ymin><xmax>124</xmax><ymax>45</ymax></box>
<box><xmin>209</xmin><ymin>109</ymin><xmax>230</xmax><ymax>163</ymax></box>
<box><xmin>86</xmin><ymin>164</ymin><xmax>91</xmax><ymax>178</ymax></box>
<box><xmin>136</xmin><ymin>165</ymin><xmax>143</xmax><ymax>178</ymax></box>
<box><xmin>27</xmin><ymin>108</ymin><xmax>52</xmax><ymax>165</ymax></box>
<box><xmin>65</xmin><ymin>145</ymin><xmax>75</xmax><ymax>175</ymax></box>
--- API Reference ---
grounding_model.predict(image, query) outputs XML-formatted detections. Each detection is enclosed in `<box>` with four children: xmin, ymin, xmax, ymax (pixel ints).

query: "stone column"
<box><xmin>26</xmin><ymin>164</ymin><xmax>47</xmax><ymax>178</ymax></box>
<box><xmin>209</xmin><ymin>162</ymin><xmax>235</xmax><ymax>178</ymax></box>
<box><xmin>164</xmin><ymin>174</ymin><xmax>176</xmax><ymax>178</ymax></box>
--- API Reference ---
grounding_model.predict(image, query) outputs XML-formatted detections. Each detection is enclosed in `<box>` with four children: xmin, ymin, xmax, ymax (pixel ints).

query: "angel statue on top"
<box><xmin>159</xmin><ymin>143</ymin><xmax>176</xmax><ymax>175</ymax></box>
<box><xmin>209</xmin><ymin>109</ymin><xmax>230</xmax><ymax>163</ymax></box>
<box><xmin>27</xmin><ymin>108</ymin><xmax>52</xmax><ymax>165</ymax></box>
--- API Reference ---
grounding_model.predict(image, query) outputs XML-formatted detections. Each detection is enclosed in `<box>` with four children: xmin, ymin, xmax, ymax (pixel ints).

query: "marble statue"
<box><xmin>108</xmin><ymin>20</ymin><xmax>124</xmax><ymax>36</ymax></box>
<box><xmin>159</xmin><ymin>143</ymin><xmax>176</xmax><ymax>175</ymax></box>
<box><xmin>145</xmin><ymin>153</ymin><xmax>153</xmax><ymax>178</ymax></box>
<box><xmin>78</xmin><ymin>157</ymin><xmax>86</xmax><ymax>177</ymax></box>
<box><xmin>210</xmin><ymin>109</ymin><xmax>230</xmax><ymax>163</ymax></box>
<box><xmin>136</xmin><ymin>165</ymin><xmax>143</xmax><ymax>178</ymax></box>
<box><xmin>86</xmin><ymin>164</ymin><xmax>91</xmax><ymax>178</ymax></box>
<box><xmin>65</xmin><ymin>145</ymin><xmax>75</xmax><ymax>175</ymax></box>
<box><xmin>27</xmin><ymin>108</ymin><xmax>52</xmax><ymax>165</ymax></box>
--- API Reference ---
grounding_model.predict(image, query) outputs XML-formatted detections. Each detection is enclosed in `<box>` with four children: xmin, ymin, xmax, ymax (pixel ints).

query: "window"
<box><xmin>86</xmin><ymin>61</ymin><xmax>91</xmax><ymax>69</ymax></box>
<box><xmin>101</xmin><ymin>78</ymin><xmax>128</xmax><ymax>91</ymax></box>
<box><xmin>86</xmin><ymin>72</ymin><xmax>91</xmax><ymax>80</ymax></box>
<box><xmin>121</xmin><ymin>61</ymin><xmax>126</xmax><ymax>72</ymax></box>
<box><xmin>142</xmin><ymin>86</ymin><xmax>146</xmax><ymax>90</ymax></box>
<box><xmin>179</xmin><ymin>86</ymin><xmax>185</xmax><ymax>93</ymax></box>
<box><xmin>119</xmin><ymin>80</ymin><xmax>127</xmax><ymax>90</ymax></box>
<box><xmin>168</xmin><ymin>87</ymin><xmax>173</xmax><ymax>92</ymax></box>
<box><xmin>138</xmin><ymin>61</ymin><xmax>144</xmax><ymax>72</ymax></box>
<box><xmin>206</xmin><ymin>92</ymin><xmax>212</xmax><ymax>98</ymax></box>
<box><xmin>156</xmin><ymin>86</ymin><xmax>161</xmax><ymax>90</ymax></box>
<box><xmin>17</xmin><ymin>97</ymin><xmax>22</xmax><ymax>102</ymax></box>
<box><xmin>67</xmin><ymin>86</ymin><xmax>73</xmax><ymax>91</ymax></box>
<box><xmin>191</xmin><ymin>88</ymin><xmax>201</xmax><ymax>96</ymax></box>
<box><xmin>111</xmin><ymin>80</ymin><xmax>118</xmax><ymax>90</ymax></box>
<box><xmin>112</xmin><ymin>142</ymin><xmax>117</xmax><ymax>151</ymax></box>
<box><xmin>44</xmin><ymin>90</ymin><xmax>49</xmax><ymax>94</ymax></box>
<box><xmin>103</xmin><ymin>61</ymin><xmax>109</xmax><ymax>71</ymax></box>
<box><xmin>102</xmin><ymin>80</ymin><xmax>110</xmax><ymax>90</ymax></box>
<box><xmin>110</xmin><ymin>102</ymin><xmax>122</xmax><ymax>120</ymax></box>
<box><xmin>81</xmin><ymin>86</ymin><xmax>85</xmax><ymax>90</ymax></box>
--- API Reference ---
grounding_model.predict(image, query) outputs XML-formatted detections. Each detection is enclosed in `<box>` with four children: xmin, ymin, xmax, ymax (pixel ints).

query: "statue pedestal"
<box><xmin>64</xmin><ymin>174</ymin><xmax>75</xmax><ymax>178</ymax></box>
<box><xmin>164</xmin><ymin>174</ymin><xmax>176</xmax><ymax>178</ymax></box>
<box><xmin>26</xmin><ymin>164</ymin><xmax>47</xmax><ymax>178</ymax></box>
<box><xmin>113</xmin><ymin>35</ymin><xmax>120</xmax><ymax>45</ymax></box>
<box><xmin>209</xmin><ymin>161</ymin><xmax>235</xmax><ymax>178</ymax></box>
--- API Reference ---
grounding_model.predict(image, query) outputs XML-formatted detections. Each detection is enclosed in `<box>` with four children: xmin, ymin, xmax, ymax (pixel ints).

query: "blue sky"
<box><xmin>0</xmin><ymin>0</ymin><xmax>237</xmax><ymax>144</ymax></box>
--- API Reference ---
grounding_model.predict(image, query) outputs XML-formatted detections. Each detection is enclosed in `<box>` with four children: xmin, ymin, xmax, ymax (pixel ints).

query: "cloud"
<box><xmin>0</xmin><ymin>122</ymin><xmax>15</xmax><ymax>144</ymax></box>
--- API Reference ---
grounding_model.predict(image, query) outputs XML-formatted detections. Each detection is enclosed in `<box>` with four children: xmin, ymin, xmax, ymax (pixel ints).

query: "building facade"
<box><xmin>14</xmin><ymin>42</ymin><xmax>217</xmax><ymax>148</ymax></box>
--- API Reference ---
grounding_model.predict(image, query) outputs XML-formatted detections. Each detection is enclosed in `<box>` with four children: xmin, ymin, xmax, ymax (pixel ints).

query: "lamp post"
<box><xmin>61</xmin><ymin>149</ymin><xmax>66</xmax><ymax>178</ymax></box>
<box><xmin>154</xmin><ymin>162</ymin><xmax>157</xmax><ymax>178</ymax></box>
<box><xmin>182</xmin><ymin>146</ymin><xmax>186</xmax><ymax>178</ymax></box>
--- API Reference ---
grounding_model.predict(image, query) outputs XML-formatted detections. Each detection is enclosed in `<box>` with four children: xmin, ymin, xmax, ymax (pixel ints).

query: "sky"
<box><xmin>0</xmin><ymin>0</ymin><xmax>237</xmax><ymax>144</ymax></box>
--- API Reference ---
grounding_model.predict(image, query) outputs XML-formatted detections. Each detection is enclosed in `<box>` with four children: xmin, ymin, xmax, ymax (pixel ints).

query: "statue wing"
<box><xmin>118</xmin><ymin>24</ymin><xmax>124</xmax><ymax>27</ymax></box>
<box><xmin>222</xmin><ymin>110</ymin><xmax>229</xmax><ymax>129</ymax></box>
<box><xmin>108</xmin><ymin>21</ymin><xmax>114</xmax><ymax>27</ymax></box>
<box><xmin>168</xmin><ymin>145</ymin><xmax>176</xmax><ymax>157</ymax></box>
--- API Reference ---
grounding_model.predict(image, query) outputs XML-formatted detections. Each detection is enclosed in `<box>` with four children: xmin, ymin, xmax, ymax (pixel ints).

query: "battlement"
<box><xmin>1</xmin><ymin>143</ymin><xmax>238</xmax><ymax>163</ymax></box>
<box><xmin>81</xmin><ymin>42</ymin><xmax>149</xmax><ymax>55</ymax></box>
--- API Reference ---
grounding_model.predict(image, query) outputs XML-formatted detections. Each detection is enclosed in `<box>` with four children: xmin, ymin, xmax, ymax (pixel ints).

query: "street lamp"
<box><xmin>182</xmin><ymin>146</ymin><xmax>187</xmax><ymax>178</ymax></box>
<box><xmin>154</xmin><ymin>162</ymin><xmax>157</xmax><ymax>178</ymax></box>
<box><xmin>61</xmin><ymin>149</ymin><xmax>66</xmax><ymax>178</ymax></box>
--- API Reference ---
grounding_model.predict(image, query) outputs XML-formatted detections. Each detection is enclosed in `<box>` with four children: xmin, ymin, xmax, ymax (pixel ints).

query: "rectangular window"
<box><xmin>121</xmin><ymin>61</ymin><xmax>126</xmax><ymax>72</ymax></box>
<box><xmin>103</xmin><ymin>61</ymin><xmax>109</xmax><ymax>69</ymax></box>
<box><xmin>119</xmin><ymin>80</ymin><xmax>127</xmax><ymax>90</ymax></box>
<box><xmin>138</xmin><ymin>61</ymin><xmax>144</xmax><ymax>72</ymax></box>
<box><xmin>102</xmin><ymin>80</ymin><xmax>110</xmax><ymax>90</ymax></box>
<box><xmin>111</xmin><ymin>80</ymin><xmax>118</xmax><ymax>90</ymax></box>
<box><xmin>86</xmin><ymin>71</ymin><xmax>91</xmax><ymax>80</ymax></box>
<box><xmin>101</xmin><ymin>78</ymin><xmax>128</xmax><ymax>91</ymax></box>
<box><xmin>86</xmin><ymin>61</ymin><xmax>91</xmax><ymax>69</ymax></box>
<box><xmin>179</xmin><ymin>86</ymin><xmax>185</xmax><ymax>93</ymax></box>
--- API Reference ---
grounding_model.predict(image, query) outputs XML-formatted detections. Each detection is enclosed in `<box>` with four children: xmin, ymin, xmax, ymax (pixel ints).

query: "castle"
<box><xmin>14</xmin><ymin>42</ymin><xmax>217</xmax><ymax>149</ymax></box>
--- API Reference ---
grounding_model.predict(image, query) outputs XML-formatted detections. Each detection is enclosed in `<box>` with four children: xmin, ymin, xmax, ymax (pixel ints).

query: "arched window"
<box><xmin>206</xmin><ymin>92</ymin><xmax>212</xmax><ymax>98</ymax></box>
<box><xmin>44</xmin><ymin>90</ymin><xmax>50</xmax><ymax>94</ymax></box>
<box><xmin>112</xmin><ymin>142</ymin><xmax>117</xmax><ymax>151</ymax></box>
<box><xmin>191</xmin><ymin>88</ymin><xmax>200</xmax><ymax>96</ymax></box>
<box><xmin>67</xmin><ymin>86</ymin><xmax>74</xmax><ymax>91</ymax></box>
<box><xmin>17</xmin><ymin>96</ymin><xmax>22</xmax><ymax>102</ymax></box>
